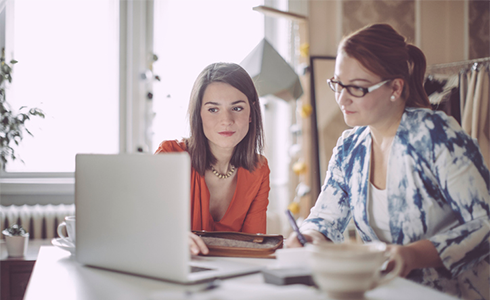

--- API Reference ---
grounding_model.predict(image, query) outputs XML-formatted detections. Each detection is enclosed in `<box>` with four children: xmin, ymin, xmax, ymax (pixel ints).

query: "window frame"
<box><xmin>0</xmin><ymin>0</ymin><xmax>154</xmax><ymax>196</ymax></box>
<box><xmin>0</xmin><ymin>0</ymin><xmax>289</xmax><ymax>203</ymax></box>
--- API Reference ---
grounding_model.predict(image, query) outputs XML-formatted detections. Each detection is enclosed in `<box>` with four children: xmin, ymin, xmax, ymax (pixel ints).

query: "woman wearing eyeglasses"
<box><xmin>286</xmin><ymin>24</ymin><xmax>489</xmax><ymax>300</ymax></box>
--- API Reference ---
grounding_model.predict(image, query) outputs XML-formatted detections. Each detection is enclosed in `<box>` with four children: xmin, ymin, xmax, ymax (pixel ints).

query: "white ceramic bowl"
<box><xmin>306</xmin><ymin>242</ymin><xmax>401</xmax><ymax>299</ymax></box>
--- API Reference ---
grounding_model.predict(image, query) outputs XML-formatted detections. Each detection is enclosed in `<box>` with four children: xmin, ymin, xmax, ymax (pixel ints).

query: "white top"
<box><xmin>368</xmin><ymin>183</ymin><xmax>392</xmax><ymax>243</ymax></box>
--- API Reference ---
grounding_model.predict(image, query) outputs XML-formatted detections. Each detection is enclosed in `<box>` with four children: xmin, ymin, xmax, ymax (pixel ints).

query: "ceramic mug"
<box><xmin>306</xmin><ymin>241</ymin><xmax>402</xmax><ymax>299</ymax></box>
<box><xmin>57</xmin><ymin>216</ymin><xmax>76</xmax><ymax>246</ymax></box>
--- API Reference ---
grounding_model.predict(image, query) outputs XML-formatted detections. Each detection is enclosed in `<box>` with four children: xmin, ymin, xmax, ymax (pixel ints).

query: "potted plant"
<box><xmin>0</xmin><ymin>47</ymin><xmax>45</xmax><ymax>169</ymax></box>
<box><xmin>2</xmin><ymin>224</ymin><xmax>29</xmax><ymax>257</ymax></box>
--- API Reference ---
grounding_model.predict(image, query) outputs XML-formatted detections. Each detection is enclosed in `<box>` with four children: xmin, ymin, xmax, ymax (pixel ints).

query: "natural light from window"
<box><xmin>151</xmin><ymin>0</ymin><xmax>264</xmax><ymax>152</ymax></box>
<box><xmin>5</xmin><ymin>0</ymin><xmax>119</xmax><ymax>173</ymax></box>
<box><xmin>4</xmin><ymin>0</ymin><xmax>264</xmax><ymax>172</ymax></box>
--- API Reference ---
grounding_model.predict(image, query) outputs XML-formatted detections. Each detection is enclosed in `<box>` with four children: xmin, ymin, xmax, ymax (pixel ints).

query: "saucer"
<box><xmin>51</xmin><ymin>238</ymin><xmax>75</xmax><ymax>255</ymax></box>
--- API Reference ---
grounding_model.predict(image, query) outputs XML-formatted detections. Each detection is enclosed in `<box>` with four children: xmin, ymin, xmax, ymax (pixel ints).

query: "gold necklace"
<box><xmin>211</xmin><ymin>165</ymin><xmax>236</xmax><ymax>179</ymax></box>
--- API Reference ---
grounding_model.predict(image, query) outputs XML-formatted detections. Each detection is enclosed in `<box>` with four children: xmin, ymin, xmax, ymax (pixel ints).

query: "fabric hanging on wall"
<box><xmin>424</xmin><ymin>75</ymin><xmax>460</xmax><ymax>124</ymax></box>
<box><xmin>460</xmin><ymin>65</ymin><xmax>490</xmax><ymax>168</ymax></box>
<box><xmin>427</xmin><ymin>58</ymin><xmax>490</xmax><ymax>167</ymax></box>
<box><xmin>461</xmin><ymin>68</ymin><xmax>478</xmax><ymax>135</ymax></box>
<box><xmin>472</xmin><ymin>67</ymin><xmax>490</xmax><ymax>167</ymax></box>
<box><xmin>459</xmin><ymin>71</ymin><xmax>469</xmax><ymax>123</ymax></box>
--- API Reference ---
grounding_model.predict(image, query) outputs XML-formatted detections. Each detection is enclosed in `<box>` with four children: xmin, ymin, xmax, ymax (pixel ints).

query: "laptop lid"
<box><xmin>75</xmin><ymin>153</ymin><xmax>262</xmax><ymax>283</ymax></box>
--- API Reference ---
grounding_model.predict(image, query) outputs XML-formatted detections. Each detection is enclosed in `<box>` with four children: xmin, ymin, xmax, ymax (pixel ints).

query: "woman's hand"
<box><xmin>285</xmin><ymin>230</ymin><xmax>327</xmax><ymax>248</ymax></box>
<box><xmin>385</xmin><ymin>244</ymin><xmax>417</xmax><ymax>277</ymax></box>
<box><xmin>189</xmin><ymin>232</ymin><xmax>209</xmax><ymax>255</ymax></box>
<box><xmin>386</xmin><ymin>240</ymin><xmax>443</xmax><ymax>277</ymax></box>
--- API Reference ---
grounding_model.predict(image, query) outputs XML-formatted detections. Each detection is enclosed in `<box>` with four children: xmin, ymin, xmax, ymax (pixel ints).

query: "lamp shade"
<box><xmin>240</xmin><ymin>38</ymin><xmax>303</xmax><ymax>101</ymax></box>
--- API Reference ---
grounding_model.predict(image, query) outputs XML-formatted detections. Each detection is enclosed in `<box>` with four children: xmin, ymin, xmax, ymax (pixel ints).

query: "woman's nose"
<box><xmin>336</xmin><ymin>88</ymin><xmax>351</xmax><ymax>106</ymax></box>
<box><xmin>220</xmin><ymin>111</ymin><xmax>234</xmax><ymax>125</ymax></box>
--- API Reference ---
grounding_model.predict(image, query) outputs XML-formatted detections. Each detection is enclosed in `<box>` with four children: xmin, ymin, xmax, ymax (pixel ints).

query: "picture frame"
<box><xmin>309</xmin><ymin>56</ymin><xmax>350</xmax><ymax>190</ymax></box>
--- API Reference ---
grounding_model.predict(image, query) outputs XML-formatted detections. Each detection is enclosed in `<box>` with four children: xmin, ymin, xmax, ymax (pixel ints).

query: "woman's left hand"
<box><xmin>189</xmin><ymin>232</ymin><xmax>209</xmax><ymax>255</ymax></box>
<box><xmin>386</xmin><ymin>244</ymin><xmax>417</xmax><ymax>277</ymax></box>
<box><xmin>386</xmin><ymin>240</ymin><xmax>444</xmax><ymax>277</ymax></box>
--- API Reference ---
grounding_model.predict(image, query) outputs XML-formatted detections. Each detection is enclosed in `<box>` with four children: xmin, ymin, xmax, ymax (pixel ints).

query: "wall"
<box><xmin>308</xmin><ymin>0</ymin><xmax>340</xmax><ymax>57</ymax></box>
<box><xmin>308</xmin><ymin>0</ymin><xmax>489</xmax><ymax>63</ymax></box>
<box><xmin>419</xmin><ymin>0</ymin><xmax>466</xmax><ymax>64</ymax></box>
<box><xmin>342</xmin><ymin>0</ymin><xmax>415</xmax><ymax>43</ymax></box>
<box><xmin>469</xmin><ymin>0</ymin><xmax>490</xmax><ymax>59</ymax></box>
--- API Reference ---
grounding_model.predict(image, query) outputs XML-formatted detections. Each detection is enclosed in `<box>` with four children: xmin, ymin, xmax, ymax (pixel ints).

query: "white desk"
<box><xmin>25</xmin><ymin>246</ymin><xmax>459</xmax><ymax>300</ymax></box>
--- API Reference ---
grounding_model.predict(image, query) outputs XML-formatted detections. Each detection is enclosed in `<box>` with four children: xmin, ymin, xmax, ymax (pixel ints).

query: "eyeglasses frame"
<box><xmin>327</xmin><ymin>78</ymin><xmax>392</xmax><ymax>98</ymax></box>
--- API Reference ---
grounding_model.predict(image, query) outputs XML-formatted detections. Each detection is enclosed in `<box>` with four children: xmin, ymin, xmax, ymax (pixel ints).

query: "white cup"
<box><xmin>306</xmin><ymin>242</ymin><xmax>402</xmax><ymax>299</ymax></box>
<box><xmin>57</xmin><ymin>216</ymin><xmax>76</xmax><ymax>246</ymax></box>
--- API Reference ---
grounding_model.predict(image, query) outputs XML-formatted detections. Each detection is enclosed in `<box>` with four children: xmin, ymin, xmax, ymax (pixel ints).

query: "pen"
<box><xmin>285</xmin><ymin>209</ymin><xmax>308</xmax><ymax>246</ymax></box>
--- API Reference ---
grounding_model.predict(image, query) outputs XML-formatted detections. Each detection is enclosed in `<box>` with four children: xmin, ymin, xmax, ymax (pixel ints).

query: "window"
<box><xmin>4</xmin><ymin>0</ymin><xmax>119</xmax><ymax>173</ymax></box>
<box><xmin>0</xmin><ymin>0</ymin><xmax>270</xmax><ymax>201</ymax></box>
<box><xmin>151</xmin><ymin>0</ymin><xmax>264</xmax><ymax>151</ymax></box>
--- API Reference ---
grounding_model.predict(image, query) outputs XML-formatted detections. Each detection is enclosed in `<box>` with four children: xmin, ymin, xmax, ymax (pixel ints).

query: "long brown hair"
<box><xmin>185</xmin><ymin>62</ymin><xmax>264</xmax><ymax>175</ymax></box>
<box><xmin>339</xmin><ymin>23</ymin><xmax>430</xmax><ymax>108</ymax></box>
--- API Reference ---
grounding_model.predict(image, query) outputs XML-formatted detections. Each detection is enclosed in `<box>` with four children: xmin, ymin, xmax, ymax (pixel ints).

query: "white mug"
<box><xmin>306</xmin><ymin>241</ymin><xmax>402</xmax><ymax>299</ymax></box>
<box><xmin>57</xmin><ymin>216</ymin><xmax>76</xmax><ymax>246</ymax></box>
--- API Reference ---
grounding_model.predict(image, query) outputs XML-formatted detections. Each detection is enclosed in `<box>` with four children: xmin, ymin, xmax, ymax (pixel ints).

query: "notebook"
<box><xmin>75</xmin><ymin>153</ymin><xmax>263</xmax><ymax>284</ymax></box>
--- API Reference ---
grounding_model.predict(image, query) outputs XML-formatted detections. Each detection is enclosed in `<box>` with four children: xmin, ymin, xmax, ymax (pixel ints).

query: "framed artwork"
<box><xmin>309</xmin><ymin>56</ymin><xmax>350</xmax><ymax>189</ymax></box>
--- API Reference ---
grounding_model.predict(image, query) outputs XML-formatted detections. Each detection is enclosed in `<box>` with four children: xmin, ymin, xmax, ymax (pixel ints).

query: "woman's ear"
<box><xmin>390</xmin><ymin>78</ymin><xmax>405</xmax><ymax>101</ymax></box>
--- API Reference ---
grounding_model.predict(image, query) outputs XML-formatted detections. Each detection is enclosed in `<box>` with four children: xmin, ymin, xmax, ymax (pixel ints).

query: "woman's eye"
<box><xmin>208</xmin><ymin>108</ymin><xmax>218</xmax><ymax>113</ymax></box>
<box><xmin>233</xmin><ymin>106</ymin><xmax>244</xmax><ymax>112</ymax></box>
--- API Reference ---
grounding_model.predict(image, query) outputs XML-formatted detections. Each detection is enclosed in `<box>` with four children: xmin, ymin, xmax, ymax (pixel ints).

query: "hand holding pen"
<box><xmin>285</xmin><ymin>209</ymin><xmax>308</xmax><ymax>247</ymax></box>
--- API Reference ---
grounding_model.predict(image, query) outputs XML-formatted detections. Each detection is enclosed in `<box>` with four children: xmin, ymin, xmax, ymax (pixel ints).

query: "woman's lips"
<box><xmin>343</xmin><ymin>110</ymin><xmax>355</xmax><ymax>115</ymax></box>
<box><xmin>219</xmin><ymin>131</ymin><xmax>235</xmax><ymax>137</ymax></box>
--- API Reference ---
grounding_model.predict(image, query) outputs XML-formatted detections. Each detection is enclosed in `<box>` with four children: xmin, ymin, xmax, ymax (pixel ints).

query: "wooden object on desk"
<box><xmin>1</xmin><ymin>239</ymin><xmax>52</xmax><ymax>300</ymax></box>
<box><xmin>193</xmin><ymin>230</ymin><xmax>283</xmax><ymax>258</ymax></box>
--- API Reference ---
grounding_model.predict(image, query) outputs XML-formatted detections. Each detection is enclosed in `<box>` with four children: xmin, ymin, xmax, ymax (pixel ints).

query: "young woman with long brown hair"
<box><xmin>156</xmin><ymin>62</ymin><xmax>270</xmax><ymax>255</ymax></box>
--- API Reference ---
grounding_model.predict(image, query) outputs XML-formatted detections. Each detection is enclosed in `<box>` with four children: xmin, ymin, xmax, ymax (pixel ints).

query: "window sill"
<box><xmin>0</xmin><ymin>178</ymin><xmax>74</xmax><ymax>195</ymax></box>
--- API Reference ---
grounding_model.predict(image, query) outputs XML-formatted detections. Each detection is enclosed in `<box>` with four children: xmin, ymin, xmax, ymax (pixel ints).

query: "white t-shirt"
<box><xmin>367</xmin><ymin>183</ymin><xmax>392</xmax><ymax>243</ymax></box>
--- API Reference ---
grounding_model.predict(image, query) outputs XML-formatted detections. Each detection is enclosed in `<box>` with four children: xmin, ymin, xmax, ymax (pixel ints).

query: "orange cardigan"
<box><xmin>155</xmin><ymin>140</ymin><xmax>270</xmax><ymax>234</ymax></box>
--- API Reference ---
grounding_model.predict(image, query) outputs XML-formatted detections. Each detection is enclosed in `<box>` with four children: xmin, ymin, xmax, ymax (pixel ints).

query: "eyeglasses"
<box><xmin>327</xmin><ymin>78</ymin><xmax>391</xmax><ymax>98</ymax></box>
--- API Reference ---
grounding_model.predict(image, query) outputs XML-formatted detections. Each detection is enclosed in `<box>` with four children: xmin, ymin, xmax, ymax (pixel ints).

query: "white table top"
<box><xmin>25</xmin><ymin>246</ymin><xmax>459</xmax><ymax>300</ymax></box>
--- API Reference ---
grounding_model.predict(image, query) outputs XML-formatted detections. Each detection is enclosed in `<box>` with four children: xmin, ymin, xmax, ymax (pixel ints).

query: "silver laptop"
<box><xmin>75</xmin><ymin>153</ymin><xmax>262</xmax><ymax>284</ymax></box>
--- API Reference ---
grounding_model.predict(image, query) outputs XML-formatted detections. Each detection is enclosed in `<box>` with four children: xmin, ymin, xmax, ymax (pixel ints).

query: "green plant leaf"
<box><xmin>0</xmin><ymin>55</ymin><xmax>45</xmax><ymax>166</ymax></box>
<box><xmin>2</xmin><ymin>224</ymin><xmax>28</xmax><ymax>236</ymax></box>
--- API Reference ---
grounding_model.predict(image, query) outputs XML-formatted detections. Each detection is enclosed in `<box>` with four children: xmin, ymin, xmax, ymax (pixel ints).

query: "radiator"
<box><xmin>0</xmin><ymin>204</ymin><xmax>75</xmax><ymax>240</ymax></box>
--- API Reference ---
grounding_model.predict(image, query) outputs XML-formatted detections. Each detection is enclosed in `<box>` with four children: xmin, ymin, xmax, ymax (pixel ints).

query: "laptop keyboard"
<box><xmin>190</xmin><ymin>266</ymin><xmax>213</xmax><ymax>273</ymax></box>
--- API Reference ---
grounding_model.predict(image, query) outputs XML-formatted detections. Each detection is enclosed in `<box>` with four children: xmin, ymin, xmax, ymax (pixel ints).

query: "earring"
<box><xmin>391</xmin><ymin>95</ymin><xmax>395</xmax><ymax>100</ymax></box>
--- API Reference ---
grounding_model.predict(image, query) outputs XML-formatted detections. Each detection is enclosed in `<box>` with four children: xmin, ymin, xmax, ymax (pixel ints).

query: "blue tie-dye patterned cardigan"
<box><xmin>300</xmin><ymin>108</ymin><xmax>490</xmax><ymax>300</ymax></box>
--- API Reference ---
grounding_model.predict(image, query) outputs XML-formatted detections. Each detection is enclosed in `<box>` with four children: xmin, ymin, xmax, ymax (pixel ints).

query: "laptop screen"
<box><xmin>75</xmin><ymin>153</ymin><xmax>191</xmax><ymax>281</ymax></box>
